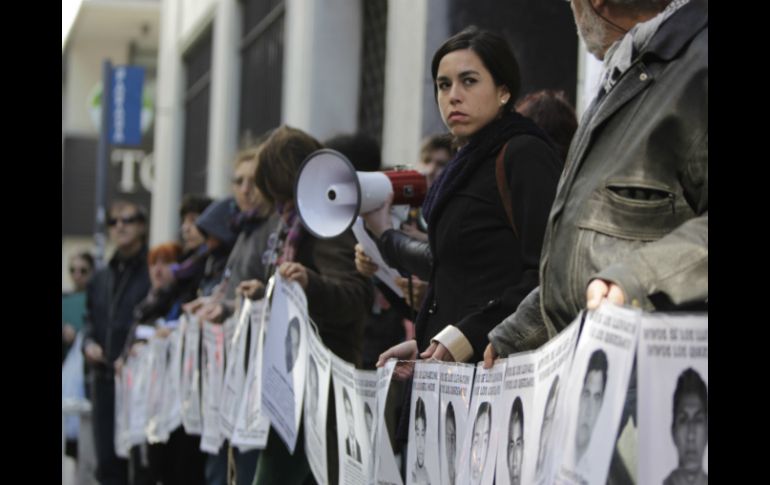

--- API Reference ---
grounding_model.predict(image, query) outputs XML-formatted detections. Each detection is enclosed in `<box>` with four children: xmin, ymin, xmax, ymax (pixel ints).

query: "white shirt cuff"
<box><xmin>432</xmin><ymin>325</ymin><xmax>474</xmax><ymax>363</ymax></box>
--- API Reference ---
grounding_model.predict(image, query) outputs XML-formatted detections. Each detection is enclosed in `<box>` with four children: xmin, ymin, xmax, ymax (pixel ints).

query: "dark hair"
<box><xmin>420</xmin><ymin>133</ymin><xmax>454</xmax><ymax>163</ymax></box>
<box><xmin>179</xmin><ymin>194</ymin><xmax>213</xmax><ymax>219</ymax></box>
<box><xmin>515</xmin><ymin>90</ymin><xmax>577</xmax><ymax>165</ymax></box>
<box><xmin>255</xmin><ymin>125</ymin><xmax>323</xmax><ymax>205</ymax></box>
<box><xmin>672</xmin><ymin>368</ymin><xmax>708</xmax><ymax>426</ymax></box>
<box><xmin>415</xmin><ymin>396</ymin><xmax>427</xmax><ymax>426</ymax></box>
<box><xmin>71</xmin><ymin>251</ymin><xmax>95</xmax><ymax>269</ymax></box>
<box><xmin>584</xmin><ymin>349</ymin><xmax>609</xmax><ymax>395</ymax></box>
<box><xmin>324</xmin><ymin>133</ymin><xmax>382</xmax><ymax>172</ymax></box>
<box><xmin>476</xmin><ymin>401</ymin><xmax>492</xmax><ymax>431</ymax></box>
<box><xmin>431</xmin><ymin>26</ymin><xmax>521</xmax><ymax>113</ymax></box>
<box><xmin>510</xmin><ymin>396</ymin><xmax>524</xmax><ymax>436</ymax></box>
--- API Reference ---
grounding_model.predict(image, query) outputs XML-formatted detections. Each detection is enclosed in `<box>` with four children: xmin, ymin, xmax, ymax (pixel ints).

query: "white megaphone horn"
<box><xmin>295</xmin><ymin>149</ymin><xmax>427</xmax><ymax>239</ymax></box>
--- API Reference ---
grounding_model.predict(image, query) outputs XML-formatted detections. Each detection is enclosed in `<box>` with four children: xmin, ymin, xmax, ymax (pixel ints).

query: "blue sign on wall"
<box><xmin>110</xmin><ymin>65</ymin><xmax>145</xmax><ymax>146</ymax></box>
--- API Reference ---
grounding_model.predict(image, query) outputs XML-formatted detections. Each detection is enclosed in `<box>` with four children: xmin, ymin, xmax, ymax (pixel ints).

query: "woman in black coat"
<box><xmin>366</xmin><ymin>27</ymin><xmax>562</xmax><ymax>365</ymax></box>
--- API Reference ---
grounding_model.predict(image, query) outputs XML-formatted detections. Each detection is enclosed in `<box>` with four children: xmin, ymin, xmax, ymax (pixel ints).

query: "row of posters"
<box><xmin>115</xmin><ymin>290</ymin><xmax>707</xmax><ymax>485</ymax></box>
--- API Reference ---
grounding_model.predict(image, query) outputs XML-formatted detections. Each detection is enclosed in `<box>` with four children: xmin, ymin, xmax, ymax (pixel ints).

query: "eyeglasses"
<box><xmin>70</xmin><ymin>266</ymin><xmax>90</xmax><ymax>275</ymax></box>
<box><xmin>107</xmin><ymin>214</ymin><xmax>143</xmax><ymax>227</ymax></box>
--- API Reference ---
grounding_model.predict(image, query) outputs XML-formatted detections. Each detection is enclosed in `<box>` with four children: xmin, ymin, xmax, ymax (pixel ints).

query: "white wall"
<box><xmin>282</xmin><ymin>0</ymin><xmax>362</xmax><ymax>141</ymax></box>
<box><xmin>381</xmin><ymin>0</ymin><xmax>428</xmax><ymax>167</ymax></box>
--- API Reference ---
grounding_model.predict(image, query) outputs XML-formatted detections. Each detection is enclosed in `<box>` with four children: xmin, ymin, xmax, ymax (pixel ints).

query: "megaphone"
<box><xmin>295</xmin><ymin>149</ymin><xmax>427</xmax><ymax>239</ymax></box>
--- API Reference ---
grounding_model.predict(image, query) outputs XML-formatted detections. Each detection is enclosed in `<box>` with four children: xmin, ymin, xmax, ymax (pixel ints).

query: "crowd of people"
<box><xmin>62</xmin><ymin>0</ymin><xmax>707</xmax><ymax>484</ymax></box>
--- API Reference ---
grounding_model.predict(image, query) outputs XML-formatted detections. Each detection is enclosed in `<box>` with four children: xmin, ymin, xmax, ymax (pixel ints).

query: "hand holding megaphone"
<box><xmin>295</xmin><ymin>149</ymin><xmax>427</xmax><ymax>239</ymax></box>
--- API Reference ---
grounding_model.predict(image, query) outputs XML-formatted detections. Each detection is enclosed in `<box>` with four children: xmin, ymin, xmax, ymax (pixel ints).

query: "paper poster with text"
<box><xmin>639</xmin><ymin>313</ymin><xmax>708</xmax><ymax>485</ymax></box>
<box><xmin>220</xmin><ymin>300</ymin><xmax>259</xmax><ymax>439</ymax></box>
<box><xmin>439</xmin><ymin>362</ymin><xmax>475</xmax><ymax>485</ymax></box>
<box><xmin>456</xmin><ymin>360</ymin><xmax>506</xmax><ymax>485</ymax></box>
<box><xmin>114</xmin><ymin>366</ymin><xmax>130</xmax><ymax>458</ymax></box>
<box><xmin>352</xmin><ymin>217</ymin><xmax>404</xmax><ymax>297</ymax></box>
<box><xmin>406</xmin><ymin>361</ymin><xmax>441</xmax><ymax>485</ymax></box>
<box><xmin>555</xmin><ymin>303</ymin><xmax>640</xmax><ymax>485</ymax></box>
<box><xmin>332</xmin><ymin>353</ymin><xmax>370</xmax><ymax>485</ymax></box>
<box><xmin>181</xmin><ymin>314</ymin><xmax>202</xmax><ymax>435</ymax></box>
<box><xmin>373</xmin><ymin>359</ymin><xmax>402</xmax><ymax>485</ymax></box>
<box><xmin>261</xmin><ymin>275</ymin><xmax>308</xmax><ymax>453</ymax></box>
<box><xmin>231</xmin><ymin>293</ymin><xmax>271</xmax><ymax>450</ymax></box>
<box><xmin>161</xmin><ymin>319</ymin><xmax>185</xmax><ymax>437</ymax></box>
<box><xmin>128</xmin><ymin>344</ymin><xmax>150</xmax><ymax>446</ymax></box>
<box><xmin>145</xmin><ymin>335</ymin><xmax>170</xmax><ymax>444</ymax></box>
<box><xmin>200</xmin><ymin>321</ymin><xmax>226</xmax><ymax>453</ymax></box>
<box><xmin>304</xmin><ymin>326</ymin><xmax>333</xmax><ymax>485</ymax></box>
<box><xmin>493</xmin><ymin>350</ymin><xmax>537</xmax><ymax>485</ymax></box>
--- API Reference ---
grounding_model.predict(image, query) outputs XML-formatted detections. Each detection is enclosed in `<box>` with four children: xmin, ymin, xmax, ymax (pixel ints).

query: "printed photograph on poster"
<box><xmin>555</xmin><ymin>303</ymin><xmax>640</xmax><ymax>485</ymax></box>
<box><xmin>261</xmin><ymin>275</ymin><xmax>308</xmax><ymax>453</ymax></box>
<box><xmin>531</xmin><ymin>319</ymin><xmax>580</xmax><ymax>485</ymax></box>
<box><xmin>145</xmin><ymin>336</ymin><xmax>170</xmax><ymax>444</ymax></box>
<box><xmin>351</xmin><ymin>217</ymin><xmax>404</xmax><ymax>297</ymax></box>
<box><xmin>456</xmin><ymin>360</ymin><xmax>506</xmax><ymax>485</ymax></box>
<box><xmin>161</xmin><ymin>320</ymin><xmax>185</xmax><ymax>437</ymax></box>
<box><xmin>406</xmin><ymin>361</ymin><xmax>441</xmax><ymax>485</ymax></box>
<box><xmin>439</xmin><ymin>362</ymin><xmax>475</xmax><ymax>485</ymax></box>
<box><xmin>200</xmin><ymin>321</ymin><xmax>226</xmax><ymax>453</ymax></box>
<box><xmin>638</xmin><ymin>313</ymin><xmax>708</xmax><ymax>485</ymax></box>
<box><xmin>219</xmin><ymin>299</ymin><xmax>258</xmax><ymax>439</ymax></box>
<box><xmin>231</xmin><ymin>296</ymin><xmax>271</xmax><ymax>450</ymax></box>
<box><xmin>373</xmin><ymin>359</ymin><xmax>403</xmax><ymax>485</ymax></box>
<box><xmin>181</xmin><ymin>314</ymin><xmax>202</xmax><ymax>435</ymax></box>
<box><xmin>304</xmin><ymin>326</ymin><xmax>332</xmax><ymax>485</ymax></box>
<box><xmin>331</xmin><ymin>353</ymin><xmax>370</xmax><ymax>485</ymax></box>
<box><xmin>354</xmin><ymin>369</ymin><xmax>378</xmax><ymax>446</ymax></box>
<box><xmin>493</xmin><ymin>351</ymin><xmax>536</xmax><ymax>485</ymax></box>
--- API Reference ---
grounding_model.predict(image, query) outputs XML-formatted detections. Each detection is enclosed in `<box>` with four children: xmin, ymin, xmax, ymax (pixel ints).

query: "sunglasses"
<box><xmin>107</xmin><ymin>214</ymin><xmax>143</xmax><ymax>227</ymax></box>
<box><xmin>70</xmin><ymin>266</ymin><xmax>90</xmax><ymax>275</ymax></box>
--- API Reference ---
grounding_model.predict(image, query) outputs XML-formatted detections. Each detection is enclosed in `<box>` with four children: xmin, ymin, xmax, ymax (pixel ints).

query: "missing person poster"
<box><xmin>145</xmin><ymin>335</ymin><xmax>170</xmax><ymax>444</ymax></box>
<box><xmin>261</xmin><ymin>275</ymin><xmax>309</xmax><ymax>454</ymax></box>
<box><xmin>161</xmin><ymin>320</ymin><xmax>185</xmax><ymax>438</ymax></box>
<box><xmin>638</xmin><ymin>313</ymin><xmax>708</xmax><ymax>485</ymax></box>
<box><xmin>331</xmin><ymin>353</ymin><xmax>370</xmax><ymax>485</ymax></box>
<box><xmin>456</xmin><ymin>360</ymin><xmax>506</xmax><ymax>485</ymax></box>
<box><xmin>355</xmin><ymin>369</ymin><xmax>379</xmax><ymax>447</ymax></box>
<box><xmin>555</xmin><ymin>303</ymin><xmax>640</xmax><ymax>485</ymax></box>
<box><xmin>220</xmin><ymin>300</ymin><xmax>259</xmax><ymax>439</ymax></box>
<box><xmin>531</xmin><ymin>319</ymin><xmax>580</xmax><ymax>485</ymax></box>
<box><xmin>181</xmin><ymin>314</ymin><xmax>202</xmax><ymax>435</ymax></box>
<box><xmin>114</xmin><ymin>364</ymin><xmax>130</xmax><ymax>458</ymax></box>
<box><xmin>439</xmin><ymin>362</ymin><xmax>476</xmax><ymax>485</ymax></box>
<box><xmin>304</xmin><ymin>325</ymin><xmax>333</xmax><ymax>485</ymax></box>
<box><xmin>373</xmin><ymin>359</ymin><xmax>403</xmax><ymax>485</ymax></box>
<box><xmin>406</xmin><ymin>361</ymin><xmax>441</xmax><ymax>485</ymax></box>
<box><xmin>493</xmin><ymin>350</ymin><xmax>537</xmax><ymax>485</ymax></box>
<box><xmin>232</xmin><ymin>290</ymin><xmax>272</xmax><ymax>450</ymax></box>
<box><xmin>128</xmin><ymin>343</ymin><xmax>151</xmax><ymax>447</ymax></box>
<box><xmin>200</xmin><ymin>321</ymin><xmax>226</xmax><ymax>454</ymax></box>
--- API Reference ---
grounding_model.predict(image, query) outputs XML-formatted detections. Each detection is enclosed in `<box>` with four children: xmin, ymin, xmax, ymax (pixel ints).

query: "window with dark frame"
<box><xmin>182</xmin><ymin>27</ymin><xmax>213</xmax><ymax>195</ymax></box>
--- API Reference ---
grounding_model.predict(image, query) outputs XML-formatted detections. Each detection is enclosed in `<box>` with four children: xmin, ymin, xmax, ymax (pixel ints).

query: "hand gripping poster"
<box><xmin>145</xmin><ymin>335</ymin><xmax>171</xmax><ymax>444</ymax></box>
<box><xmin>439</xmin><ymin>362</ymin><xmax>476</xmax><ymax>485</ymax></box>
<box><xmin>555</xmin><ymin>303</ymin><xmax>640</xmax><ymax>485</ymax></box>
<box><xmin>352</xmin><ymin>217</ymin><xmax>404</xmax><ymax>297</ymax></box>
<box><xmin>406</xmin><ymin>361</ymin><xmax>441</xmax><ymax>485</ymax></box>
<box><xmin>161</xmin><ymin>319</ymin><xmax>185</xmax><ymax>437</ymax></box>
<box><xmin>304</xmin><ymin>325</ymin><xmax>333</xmax><ymax>485</ymax></box>
<box><xmin>200</xmin><ymin>321</ymin><xmax>226</xmax><ymax>453</ymax></box>
<box><xmin>531</xmin><ymin>318</ymin><xmax>580</xmax><ymax>485</ymax></box>
<box><xmin>261</xmin><ymin>275</ymin><xmax>309</xmax><ymax>453</ymax></box>
<box><xmin>181</xmin><ymin>314</ymin><xmax>203</xmax><ymax>435</ymax></box>
<box><xmin>331</xmin><ymin>353</ymin><xmax>371</xmax><ymax>485</ymax></box>
<box><xmin>493</xmin><ymin>350</ymin><xmax>537</xmax><ymax>485</ymax></box>
<box><xmin>373</xmin><ymin>359</ymin><xmax>402</xmax><ymax>485</ymax></box>
<box><xmin>456</xmin><ymin>360</ymin><xmax>506</xmax><ymax>485</ymax></box>
<box><xmin>231</xmin><ymin>289</ymin><xmax>272</xmax><ymax>450</ymax></box>
<box><xmin>220</xmin><ymin>299</ymin><xmax>259</xmax><ymax>439</ymax></box>
<box><xmin>638</xmin><ymin>313</ymin><xmax>708</xmax><ymax>485</ymax></box>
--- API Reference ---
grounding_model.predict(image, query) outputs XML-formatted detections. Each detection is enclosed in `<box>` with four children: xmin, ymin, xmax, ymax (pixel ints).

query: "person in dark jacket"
<box><xmin>365</xmin><ymin>27</ymin><xmax>561</xmax><ymax>366</ymax></box>
<box><xmin>83</xmin><ymin>200</ymin><xmax>151</xmax><ymax>485</ymax></box>
<box><xmin>247</xmin><ymin>125</ymin><xmax>373</xmax><ymax>485</ymax></box>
